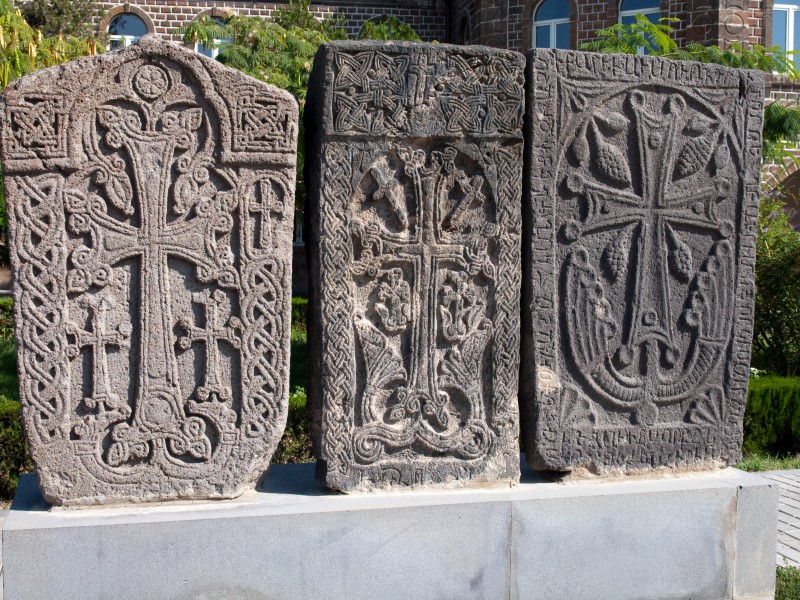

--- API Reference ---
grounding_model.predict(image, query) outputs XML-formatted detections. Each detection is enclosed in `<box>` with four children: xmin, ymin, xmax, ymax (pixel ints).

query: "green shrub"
<box><xmin>752</xmin><ymin>190</ymin><xmax>800</xmax><ymax>377</ymax></box>
<box><xmin>0</xmin><ymin>397</ymin><xmax>31</xmax><ymax>501</ymax></box>
<box><xmin>743</xmin><ymin>376</ymin><xmax>800</xmax><ymax>455</ymax></box>
<box><xmin>273</xmin><ymin>387</ymin><xmax>313</xmax><ymax>464</ymax></box>
<box><xmin>291</xmin><ymin>297</ymin><xmax>308</xmax><ymax>332</ymax></box>
<box><xmin>777</xmin><ymin>566</ymin><xmax>800</xmax><ymax>600</ymax></box>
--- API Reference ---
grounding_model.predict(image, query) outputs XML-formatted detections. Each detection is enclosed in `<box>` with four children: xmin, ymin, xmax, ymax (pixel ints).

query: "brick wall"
<box><xmin>97</xmin><ymin>0</ymin><xmax>447</xmax><ymax>42</ymax></box>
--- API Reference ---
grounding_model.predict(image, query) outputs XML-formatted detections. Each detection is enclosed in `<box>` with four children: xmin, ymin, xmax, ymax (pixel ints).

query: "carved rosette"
<box><xmin>522</xmin><ymin>49</ymin><xmax>764</xmax><ymax>473</ymax></box>
<box><xmin>1</xmin><ymin>37</ymin><xmax>298</xmax><ymax>505</ymax></box>
<box><xmin>307</xmin><ymin>42</ymin><xmax>523</xmax><ymax>491</ymax></box>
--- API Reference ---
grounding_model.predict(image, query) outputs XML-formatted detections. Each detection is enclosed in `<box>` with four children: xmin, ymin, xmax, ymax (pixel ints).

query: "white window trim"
<box><xmin>108</xmin><ymin>34</ymin><xmax>142</xmax><ymax>48</ymax></box>
<box><xmin>195</xmin><ymin>41</ymin><xmax>226</xmax><ymax>59</ymax></box>
<box><xmin>532</xmin><ymin>9</ymin><xmax>570</xmax><ymax>49</ymax></box>
<box><xmin>774</xmin><ymin>4</ymin><xmax>799</xmax><ymax>54</ymax></box>
<box><xmin>619</xmin><ymin>4</ymin><xmax>660</xmax><ymax>55</ymax></box>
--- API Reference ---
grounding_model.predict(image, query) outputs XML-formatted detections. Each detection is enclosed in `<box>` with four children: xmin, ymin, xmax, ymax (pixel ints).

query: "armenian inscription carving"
<box><xmin>521</xmin><ymin>49</ymin><xmax>764</xmax><ymax>473</ymax></box>
<box><xmin>306</xmin><ymin>41</ymin><xmax>524</xmax><ymax>491</ymax></box>
<box><xmin>0</xmin><ymin>37</ymin><xmax>297</xmax><ymax>505</ymax></box>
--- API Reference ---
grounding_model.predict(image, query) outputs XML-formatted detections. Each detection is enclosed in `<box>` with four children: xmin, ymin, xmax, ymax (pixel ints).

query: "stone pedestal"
<box><xmin>2</xmin><ymin>462</ymin><xmax>777</xmax><ymax>600</ymax></box>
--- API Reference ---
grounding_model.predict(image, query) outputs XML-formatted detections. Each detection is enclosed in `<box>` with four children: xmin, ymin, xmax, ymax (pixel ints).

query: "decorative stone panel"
<box><xmin>0</xmin><ymin>37</ymin><xmax>298</xmax><ymax>505</ymax></box>
<box><xmin>305</xmin><ymin>41</ymin><xmax>524</xmax><ymax>491</ymax></box>
<box><xmin>521</xmin><ymin>49</ymin><xmax>764</xmax><ymax>473</ymax></box>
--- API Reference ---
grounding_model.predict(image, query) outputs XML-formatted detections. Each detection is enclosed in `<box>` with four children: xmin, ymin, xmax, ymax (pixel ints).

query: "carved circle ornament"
<box><xmin>558</xmin><ymin>85</ymin><xmax>740</xmax><ymax>428</ymax></box>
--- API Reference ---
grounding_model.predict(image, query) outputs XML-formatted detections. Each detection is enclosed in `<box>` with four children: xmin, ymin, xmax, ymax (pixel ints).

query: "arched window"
<box><xmin>532</xmin><ymin>0</ymin><xmax>570</xmax><ymax>49</ymax></box>
<box><xmin>107</xmin><ymin>13</ymin><xmax>148</xmax><ymax>49</ymax></box>
<box><xmin>195</xmin><ymin>17</ymin><xmax>231</xmax><ymax>59</ymax></box>
<box><xmin>619</xmin><ymin>0</ymin><xmax>660</xmax><ymax>54</ymax></box>
<box><xmin>773</xmin><ymin>1</ymin><xmax>800</xmax><ymax>66</ymax></box>
<box><xmin>456</xmin><ymin>13</ymin><xmax>471</xmax><ymax>45</ymax></box>
<box><xmin>619</xmin><ymin>0</ymin><xmax>660</xmax><ymax>26</ymax></box>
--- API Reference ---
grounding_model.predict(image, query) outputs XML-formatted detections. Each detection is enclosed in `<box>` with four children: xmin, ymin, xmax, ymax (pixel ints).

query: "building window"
<box><xmin>773</xmin><ymin>1</ymin><xmax>800</xmax><ymax>66</ymax></box>
<box><xmin>532</xmin><ymin>0</ymin><xmax>570</xmax><ymax>49</ymax></box>
<box><xmin>456</xmin><ymin>14</ymin><xmax>471</xmax><ymax>45</ymax></box>
<box><xmin>195</xmin><ymin>17</ymin><xmax>231</xmax><ymax>59</ymax></box>
<box><xmin>107</xmin><ymin>13</ymin><xmax>148</xmax><ymax>49</ymax></box>
<box><xmin>619</xmin><ymin>0</ymin><xmax>660</xmax><ymax>54</ymax></box>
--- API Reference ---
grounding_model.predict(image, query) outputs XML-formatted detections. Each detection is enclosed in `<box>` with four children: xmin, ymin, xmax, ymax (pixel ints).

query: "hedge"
<box><xmin>291</xmin><ymin>297</ymin><xmax>308</xmax><ymax>331</ymax></box>
<box><xmin>0</xmin><ymin>397</ymin><xmax>30</xmax><ymax>500</ymax></box>
<box><xmin>743</xmin><ymin>376</ymin><xmax>800</xmax><ymax>455</ymax></box>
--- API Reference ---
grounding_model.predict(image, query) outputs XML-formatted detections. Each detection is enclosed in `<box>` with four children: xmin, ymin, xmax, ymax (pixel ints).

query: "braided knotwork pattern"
<box><xmin>240</xmin><ymin>257</ymin><xmax>288</xmax><ymax>440</ymax></box>
<box><xmin>319</xmin><ymin>142</ymin><xmax>356</xmax><ymax>476</ymax></box>
<box><xmin>11</xmin><ymin>176</ymin><xmax>69</xmax><ymax>442</ymax></box>
<box><xmin>491</xmin><ymin>145</ymin><xmax>522</xmax><ymax>427</ymax></box>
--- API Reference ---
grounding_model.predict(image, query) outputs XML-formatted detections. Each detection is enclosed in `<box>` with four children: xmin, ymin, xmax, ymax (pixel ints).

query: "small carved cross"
<box><xmin>177</xmin><ymin>289</ymin><xmax>242</xmax><ymax>403</ymax></box>
<box><xmin>249</xmin><ymin>179</ymin><xmax>284</xmax><ymax>250</ymax></box>
<box><xmin>445</xmin><ymin>174</ymin><xmax>485</xmax><ymax>230</ymax></box>
<box><xmin>66</xmin><ymin>295</ymin><xmax>132</xmax><ymax>412</ymax></box>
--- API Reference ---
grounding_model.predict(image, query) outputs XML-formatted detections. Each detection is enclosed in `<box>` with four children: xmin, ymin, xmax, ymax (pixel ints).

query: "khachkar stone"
<box><xmin>305</xmin><ymin>41</ymin><xmax>525</xmax><ymax>492</ymax></box>
<box><xmin>521</xmin><ymin>49</ymin><xmax>764</xmax><ymax>474</ymax></box>
<box><xmin>0</xmin><ymin>37</ymin><xmax>298</xmax><ymax>505</ymax></box>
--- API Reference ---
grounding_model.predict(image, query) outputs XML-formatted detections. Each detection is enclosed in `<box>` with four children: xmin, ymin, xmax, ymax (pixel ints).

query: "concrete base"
<box><xmin>2</xmin><ymin>461</ymin><xmax>777</xmax><ymax>600</ymax></box>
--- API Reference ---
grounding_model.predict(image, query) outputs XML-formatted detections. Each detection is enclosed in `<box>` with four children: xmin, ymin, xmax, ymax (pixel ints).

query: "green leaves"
<box><xmin>358</xmin><ymin>16</ymin><xmax>421</xmax><ymax>42</ymax></box>
<box><xmin>579</xmin><ymin>15</ymin><xmax>679</xmax><ymax>56</ymax></box>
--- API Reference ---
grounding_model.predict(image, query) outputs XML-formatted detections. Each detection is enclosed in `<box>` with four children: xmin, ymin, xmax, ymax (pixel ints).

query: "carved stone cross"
<box><xmin>249</xmin><ymin>179</ymin><xmax>285</xmax><ymax>250</ymax></box>
<box><xmin>1</xmin><ymin>37</ymin><xmax>298</xmax><ymax>505</ymax></box>
<box><xmin>66</xmin><ymin>295</ymin><xmax>132</xmax><ymax>412</ymax></box>
<box><xmin>177</xmin><ymin>289</ymin><xmax>242</xmax><ymax>402</ymax></box>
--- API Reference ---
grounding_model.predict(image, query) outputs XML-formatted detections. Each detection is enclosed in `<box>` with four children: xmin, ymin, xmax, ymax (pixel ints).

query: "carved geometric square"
<box><xmin>305</xmin><ymin>41</ymin><xmax>525</xmax><ymax>491</ymax></box>
<box><xmin>0</xmin><ymin>37</ymin><xmax>298</xmax><ymax>505</ymax></box>
<box><xmin>521</xmin><ymin>49</ymin><xmax>765</xmax><ymax>474</ymax></box>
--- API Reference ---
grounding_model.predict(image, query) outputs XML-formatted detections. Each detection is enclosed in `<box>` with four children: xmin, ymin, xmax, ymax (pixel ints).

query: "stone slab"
<box><xmin>3</xmin><ymin>463</ymin><xmax>776</xmax><ymax>600</ymax></box>
<box><xmin>305</xmin><ymin>41</ymin><xmax>525</xmax><ymax>492</ymax></box>
<box><xmin>0</xmin><ymin>36</ymin><xmax>298</xmax><ymax>505</ymax></box>
<box><xmin>521</xmin><ymin>48</ymin><xmax>765</xmax><ymax>474</ymax></box>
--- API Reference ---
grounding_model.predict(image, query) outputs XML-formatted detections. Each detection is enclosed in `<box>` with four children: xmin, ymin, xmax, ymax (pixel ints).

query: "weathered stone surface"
<box><xmin>0</xmin><ymin>36</ymin><xmax>298</xmax><ymax>505</ymax></box>
<box><xmin>521</xmin><ymin>49</ymin><xmax>764</xmax><ymax>473</ymax></box>
<box><xmin>305</xmin><ymin>41</ymin><xmax>524</xmax><ymax>491</ymax></box>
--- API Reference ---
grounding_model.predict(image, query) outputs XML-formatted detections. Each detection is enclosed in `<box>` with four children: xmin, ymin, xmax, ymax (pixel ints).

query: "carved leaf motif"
<box><xmin>713</xmin><ymin>138</ymin><xmax>730</xmax><ymax>172</ymax></box>
<box><xmin>354</xmin><ymin>316</ymin><xmax>406</xmax><ymax>390</ymax></box>
<box><xmin>570</xmin><ymin>122</ymin><xmax>590</xmax><ymax>166</ymax></box>
<box><xmin>591</xmin><ymin>120</ymin><xmax>631</xmax><ymax>187</ymax></box>
<box><xmin>667</xmin><ymin>225</ymin><xmax>693</xmax><ymax>280</ymax></box>
<box><xmin>602</xmin><ymin>226</ymin><xmax>632</xmax><ymax>283</ymax></box>
<box><xmin>558</xmin><ymin>385</ymin><xmax>597</xmax><ymax>428</ymax></box>
<box><xmin>675</xmin><ymin>134</ymin><xmax>715</xmax><ymax>179</ymax></box>
<box><xmin>687</xmin><ymin>387</ymin><xmax>726</xmax><ymax>425</ymax></box>
<box><xmin>594</xmin><ymin>112</ymin><xmax>627</xmax><ymax>134</ymax></box>
<box><xmin>103</xmin><ymin>169</ymin><xmax>134</xmax><ymax>215</ymax></box>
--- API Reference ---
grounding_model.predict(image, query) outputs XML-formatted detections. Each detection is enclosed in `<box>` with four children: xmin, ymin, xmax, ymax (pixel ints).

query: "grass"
<box><xmin>777</xmin><ymin>565</ymin><xmax>800</xmax><ymax>600</ymax></box>
<box><xmin>737</xmin><ymin>452</ymin><xmax>800</xmax><ymax>472</ymax></box>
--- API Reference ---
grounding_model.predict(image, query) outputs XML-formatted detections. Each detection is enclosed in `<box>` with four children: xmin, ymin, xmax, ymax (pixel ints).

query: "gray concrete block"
<box><xmin>731</xmin><ymin>471</ymin><xmax>779</xmax><ymax>599</ymax></box>
<box><xmin>511</xmin><ymin>479</ymin><xmax>736</xmax><ymax>600</ymax></box>
<box><xmin>3</xmin><ymin>468</ymin><xmax>511</xmax><ymax>600</ymax></box>
<box><xmin>2</xmin><ymin>464</ymin><xmax>778</xmax><ymax>600</ymax></box>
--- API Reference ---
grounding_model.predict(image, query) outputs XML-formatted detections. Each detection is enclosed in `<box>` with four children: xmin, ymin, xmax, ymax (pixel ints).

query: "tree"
<box><xmin>751</xmin><ymin>187</ymin><xmax>800</xmax><ymax>376</ymax></box>
<box><xmin>175</xmin><ymin>1</ymin><xmax>422</xmax><ymax>213</ymax></box>
<box><xmin>581</xmin><ymin>15</ymin><xmax>800</xmax><ymax>159</ymax></box>
<box><xmin>0</xmin><ymin>0</ymin><xmax>104</xmax><ymax>265</ymax></box>
<box><xmin>20</xmin><ymin>0</ymin><xmax>98</xmax><ymax>38</ymax></box>
<box><xmin>358</xmin><ymin>16</ymin><xmax>421</xmax><ymax>42</ymax></box>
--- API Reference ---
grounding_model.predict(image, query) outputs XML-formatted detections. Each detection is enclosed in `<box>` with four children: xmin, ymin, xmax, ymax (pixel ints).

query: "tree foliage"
<box><xmin>0</xmin><ymin>0</ymin><xmax>104</xmax><ymax>265</ymax></box>
<box><xmin>20</xmin><ymin>0</ymin><xmax>98</xmax><ymax>38</ymax></box>
<box><xmin>752</xmin><ymin>188</ymin><xmax>800</xmax><ymax>376</ymax></box>
<box><xmin>176</xmin><ymin>1</ymin><xmax>421</xmax><ymax>212</ymax></box>
<box><xmin>358</xmin><ymin>16</ymin><xmax>421</xmax><ymax>42</ymax></box>
<box><xmin>580</xmin><ymin>15</ymin><xmax>800</xmax><ymax>157</ymax></box>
